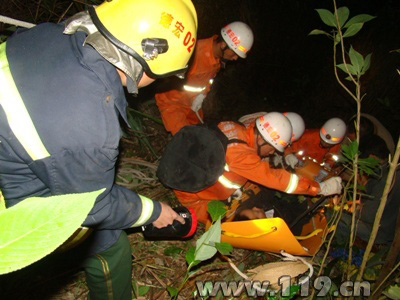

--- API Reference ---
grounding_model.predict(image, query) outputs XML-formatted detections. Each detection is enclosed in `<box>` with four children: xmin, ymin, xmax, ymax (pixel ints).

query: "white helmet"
<box><xmin>238</xmin><ymin>111</ymin><xmax>267</xmax><ymax>125</ymax></box>
<box><xmin>283</xmin><ymin>112</ymin><xmax>305</xmax><ymax>142</ymax></box>
<box><xmin>320</xmin><ymin>118</ymin><xmax>346</xmax><ymax>145</ymax></box>
<box><xmin>256</xmin><ymin>112</ymin><xmax>292</xmax><ymax>152</ymax></box>
<box><xmin>221</xmin><ymin>21</ymin><xmax>254</xmax><ymax>58</ymax></box>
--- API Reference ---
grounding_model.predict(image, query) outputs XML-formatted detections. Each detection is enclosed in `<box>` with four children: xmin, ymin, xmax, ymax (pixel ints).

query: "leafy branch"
<box><xmin>167</xmin><ymin>201</ymin><xmax>233</xmax><ymax>299</ymax></box>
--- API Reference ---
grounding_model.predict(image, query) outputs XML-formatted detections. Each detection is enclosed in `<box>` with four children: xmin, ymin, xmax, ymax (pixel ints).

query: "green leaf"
<box><xmin>349</xmin><ymin>46</ymin><xmax>364</xmax><ymax>74</ymax></box>
<box><xmin>334</xmin><ymin>34</ymin><xmax>341</xmax><ymax>46</ymax></box>
<box><xmin>207</xmin><ymin>201</ymin><xmax>226</xmax><ymax>223</ymax></box>
<box><xmin>139</xmin><ymin>286</ymin><xmax>150</xmax><ymax>296</ymax></box>
<box><xmin>343</xmin><ymin>23</ymin><xmax>364</xmax><ymax>38</ymax></box>
<box><xmin>167</xmin><ymin>286</ymin><xmax>178</xmax><ymax>298</ymax></box>
<box><xmin>164</xmin><ymin>245</ymin><xmax>183</xmax><ymax>256</ymax></box>
<box><xmin>345</xmin><ymin>76</ymin><xmax>353</xmax><ymax>81</ymax></box>
<box><xmin>361</xmin><ymin>53</ymin><xmax>372</xmax><ymax>74</ymax></box>
<box><xmin>308</xmin><ymin>29</ymin><xmax>330</xmax><ymax>37</ymax></box>
<box><xmin>383</xmin><ymin>285</ymin><xmax>400</xmax><ymax>300</ymax></box>
<box><xmin>336</xmin><ymin>63</ymin><xmax>357</xmax><ymax>75</ymax></box>
<box><xmin>337</xmin><ymin>7</ymin><xmax>350</xmax><ymax>28</ymax></box>
<box><xmin>185</xmin><ymin>246</ymin><xmax>196</xmax><ymax>265</ymax></box>
<box><xmin>315</xmin><ymin>9</ymin><xmax>337</xmax><ymax>28</ymax></box>
<box><xmin>0</xmin><ymin>189</ymin><xmax>104</xmax><ymax>275</ymax></box>
<box><xmin>215</xmin><ymin>242</ymin><xmax>233</xmax><ymax>255</ymax></box>
<box><xmin>195</xmin><ymin>218</ymin><xmax>221</xmax><ymax>261</ymax></box>
<box><xmin>343</xmin><ymin>14</ymin><xmax>376</xmax><ymax>28</ymax></box>
<box><xmin>281</xmin><ymin>285</ymin><xmax>300</xmax><ymax>298</ymax></box>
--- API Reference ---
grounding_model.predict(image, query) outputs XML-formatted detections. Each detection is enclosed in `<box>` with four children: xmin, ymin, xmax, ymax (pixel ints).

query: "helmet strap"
<box><xmin>220</xmin><ymin>44</ymin><xmax>229</xmax><ymax>68</ymax></box>
<box><xmin>255</xmin><ymin>129</ymin><xmax>270</xmax><ymax>157</ymax></box>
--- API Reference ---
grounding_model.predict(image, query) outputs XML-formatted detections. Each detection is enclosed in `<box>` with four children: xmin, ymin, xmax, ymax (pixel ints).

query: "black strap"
<box><xmin>227</xmin><ymin>138</ymin><xmax>247</xmax><ymax>145</ymax></box>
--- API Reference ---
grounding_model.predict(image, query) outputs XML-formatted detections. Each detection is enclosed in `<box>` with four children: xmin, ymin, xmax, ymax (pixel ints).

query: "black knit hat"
<box><xmin>157</xmin><ymin>125</ymin><xmax>227</xmax><ymax>193</ymax></box>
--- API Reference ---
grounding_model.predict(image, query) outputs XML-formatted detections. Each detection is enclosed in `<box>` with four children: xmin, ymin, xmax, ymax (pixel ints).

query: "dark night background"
<box><xmin>1</xmin><ymin>0</ymin><xmax>399</xmax><ymax>138</ymax></box>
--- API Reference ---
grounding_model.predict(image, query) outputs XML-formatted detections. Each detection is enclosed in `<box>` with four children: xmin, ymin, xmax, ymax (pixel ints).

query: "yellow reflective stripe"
<box><xmin>218</xmin><ymin>175</ymin><xmax>242</xmax><ymax>189</ymax></box>
<box><xmin>95</xmin><ymin>254</ymin><xmax>114</xmax><ymax>300</ymax></box>
<box><xmin>0</xmin><ymin>43</ymin><xmax>50</xmax><ymax>161</ymax></box>
<box><xmin>183</xmin><ymin>85</ymin><xmax>206</xmax><ymax>92</ymax></box>
<box><xmin>130</xmin><ymin>194</ymin><xmax>154</xmax><ymax>227</ymax></box>
<box><xmin>224</xmin><ymin>164</ymin><xmax>230</xmax><ymax>172</ymax></box>
<box><xmin>285</xmin><ymin>174</ymin><xmax>299</xmax><ymax>194</ymax></box>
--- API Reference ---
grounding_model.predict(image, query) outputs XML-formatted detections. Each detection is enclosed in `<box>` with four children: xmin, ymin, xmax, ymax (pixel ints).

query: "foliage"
<box><xmin>341</xmin><ymin>140</ymin><xmax>380</xmax><ymax>176</ymax></box>
<box><xmin>383</xmin><ymin>285</ymin><xmax>400</xmax><ymax>300</ymax></box>
<box><xmin>167</xmin><ymin>201</ymin><xmax>232</xmax><ymax>299</ymax></box>
<box><xmin>125</xmin><ymin>108</ymin><xmax>159</xmax><ymax>159</ymax></box>
<box><xmin>0</xmin><ymin>189</ymin><xmax>104</xmax><ymax>274</ymax></box>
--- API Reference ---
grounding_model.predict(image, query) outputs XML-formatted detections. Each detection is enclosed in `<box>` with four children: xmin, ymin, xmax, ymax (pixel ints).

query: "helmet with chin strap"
<box><xmin>89</xmin><ymin>0</ymin><xmax>198</xmax><ymax>79</ymax></box>
<box><xmin>221</xmin><ymin>21</ymin><xmax>253</xmax><ymax>58</ymax></box>
<box><xmin>255</xmin><ymin>112</ymin><xmax>292</xmax><ymax>153</ymax></box>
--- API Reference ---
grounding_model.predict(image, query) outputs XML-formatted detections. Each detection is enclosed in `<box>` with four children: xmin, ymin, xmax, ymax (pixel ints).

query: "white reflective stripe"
<box><xmin>183</xmin><ymin>85</ymin><xmax>206</xmax><ymax>93</ymax></box>
<box><xmin>218</xmin><ymin>175</ymin><xmax>242</xmax><ymax>190</ymax></box>
<box><xmin>209</xmin><ymin>79</ymin><xmax>214</xmax><ymax>85</ymax></box>
<box><xmin>224</xmin><ymin>164</ymin><xmax>230</xmax><ymax>172</ymax></box>
<box><xmin>285</xmin><ymin>174</ymin><xmax>299</xmax><ymax>194</ymax></box>
<box><xmin>0</xmin><ymin>43</ymin><xmax>50</xmax><ymax>161</ymax></box>
<box><xmin>130</xmin><ymin>194</ymin><xmax>154</xmax><ymax>227</ymax></box>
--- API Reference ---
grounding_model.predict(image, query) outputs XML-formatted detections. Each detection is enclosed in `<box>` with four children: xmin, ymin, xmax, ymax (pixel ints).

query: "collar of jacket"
<box><xmin>246</xmin><ymin>123</ymin><xmax>256</xmax><ymax>149</ymax></box>
<box><xmin>63</xmin><ymin>11</ymin><xmax>143</xmax><ymax>95</ymax></box>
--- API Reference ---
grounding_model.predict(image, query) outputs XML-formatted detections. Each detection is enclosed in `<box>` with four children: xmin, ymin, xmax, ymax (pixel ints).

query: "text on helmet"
<box><xmin>224</xmin><ymin>26</ymin><xmax>241</xmax><ymax>46</ymax></box>
<box><xmin>159</xmin><ymin>12</ymin><xmax>196</xmax><ymax>53</ymax></box>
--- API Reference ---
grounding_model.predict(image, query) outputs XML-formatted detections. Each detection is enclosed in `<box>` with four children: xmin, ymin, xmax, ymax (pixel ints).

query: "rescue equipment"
<box><xmin>142</xmin><ymin>206</ymin><xmax>197</xmax><ymax>239</ymax></box>
<box><xmin>207</xmin><ymin>214</ymin><xmax>328</xmax><ymax>256</ymax></box>
<box><xmin>294</xmin><ymin>156</ymin><xmax>335</xmax><ymax>183</ymax></box>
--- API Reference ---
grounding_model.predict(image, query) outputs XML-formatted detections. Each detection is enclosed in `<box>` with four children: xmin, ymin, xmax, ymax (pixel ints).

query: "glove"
<box><xmin>271</xmin><ymin>153</ymin><xmax>284</xmax><ymax>168</ymax></box>
<box><xmin>285</xmin><ymin>154</ymin><xmax>299</xmax><ymax>168</ymax></box>
<box><xmin>191</xmin><ymin>94</ymin><xmax>206</xmax><ymax>112</ymax></box>
<box><xmin>318</xmin><ymin>177</ymin><xmax>342</xmax><ymax>196</ymax></box>
<box><xmin>227</xmin><ymin>188</ymin><xmax>243</xmax><ymax>203</ymax></box>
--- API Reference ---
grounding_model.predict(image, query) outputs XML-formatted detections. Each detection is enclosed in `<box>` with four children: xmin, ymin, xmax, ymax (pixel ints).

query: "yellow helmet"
<box><xmin>89</xmin><ymin>0</ymin><xmax>198</xmax><ymax>78</ymax></box>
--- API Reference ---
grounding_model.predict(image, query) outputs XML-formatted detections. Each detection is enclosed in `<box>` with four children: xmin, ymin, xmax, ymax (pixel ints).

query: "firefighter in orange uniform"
<box><xmin>155</xmin><ymin>22</ymin><xmax>254</xmax><ymax>135</ymax></box>
<box><xmin>174</xmin><ymin>113</ymin><xmax>343</xmax><ymax>223</ymax></box>
<box><xmin>283</xmin><ymin>118</ymin><xmax>347</xmax><ymax>168</ymax></box>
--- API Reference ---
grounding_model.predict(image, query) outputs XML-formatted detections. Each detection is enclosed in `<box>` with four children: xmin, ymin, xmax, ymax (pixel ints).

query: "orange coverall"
<box><xmin>284</xmin><ymin>129</ymin><xmax>341</xmax><ymax>164</ymax></box>
<box><xmin>175</xmin><ymin>122</ymin><xmax>321</xmax><ymax>223</ymax></box>
<box><xmin>155</xmin><ymin>36</ymin><xmax>221</xmax><ymax>135</ymax></box>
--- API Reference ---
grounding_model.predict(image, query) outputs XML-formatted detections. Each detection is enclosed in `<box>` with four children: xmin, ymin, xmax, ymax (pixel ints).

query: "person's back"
<box><xmin>1</xmin><ymin>23</ymin><xmax>125</xmax><ymax>208</ymax></box>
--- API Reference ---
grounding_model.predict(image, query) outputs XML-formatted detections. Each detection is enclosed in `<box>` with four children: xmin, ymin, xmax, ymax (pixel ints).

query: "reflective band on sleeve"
<box><xmin>130</xmin><ymin>194</ymin><xmax>155</xmax><ymax>227</ymax></box>
<box><xmin>0</xmin><ymin>43</ymin><xmax>50</xmax><ymax>161</ymax></box>
<box><xmin>183</xmin><ymin>85</ymin><xmax>206</xmax><ymax>93</ymax></box>
<box><xmin>218</xmin><ymin>175</ymin><xmax>242</xmax><ymax>190</ymax></box>
<box><xmin>224</xmin><ymin>164</ymin><xmax>230</xmax><ymax>172</ymax></box>
<box><xmin>285</xmin><ymin>174</ymin><xmax>299</xmax><ymax>194</ymax></box>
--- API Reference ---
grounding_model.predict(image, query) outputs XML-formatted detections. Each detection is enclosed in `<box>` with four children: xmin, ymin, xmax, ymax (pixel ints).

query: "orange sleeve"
<box><xmin>226</xmin><ymin>144</ymin><xmax>320</xmax><ymax>196</ymax></box>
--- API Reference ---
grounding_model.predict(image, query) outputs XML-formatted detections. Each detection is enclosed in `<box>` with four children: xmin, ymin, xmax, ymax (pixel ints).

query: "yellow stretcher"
<box><xmin>213</xmin><ymin>212</ymin><xmax>328</xmax><ymax>256</ymax></box>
